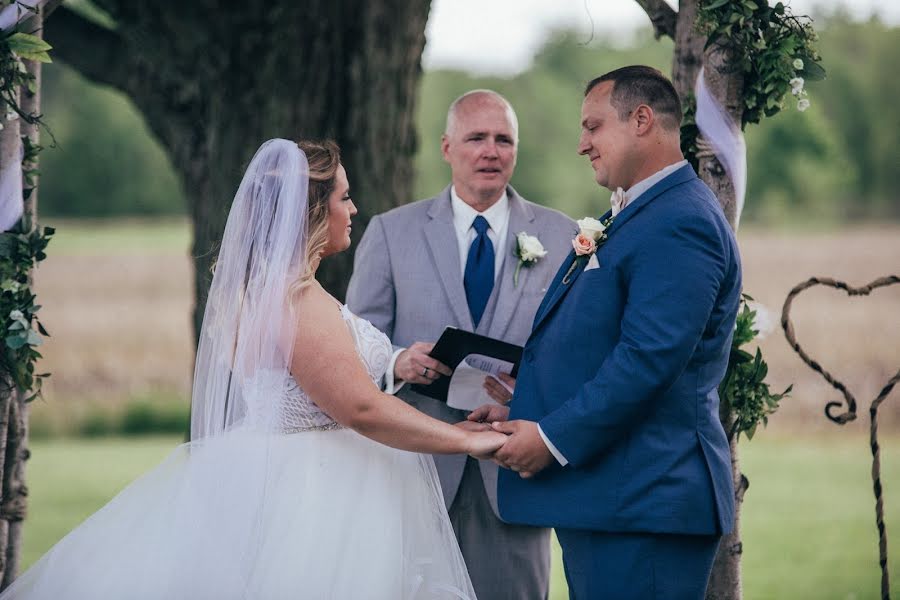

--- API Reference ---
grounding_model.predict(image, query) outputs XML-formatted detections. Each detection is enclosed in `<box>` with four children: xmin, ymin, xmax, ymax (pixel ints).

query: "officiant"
<box><xmin>347</xmin><ymin>89</ymin><xmax>573</xmax><ymax>600</ymax></box>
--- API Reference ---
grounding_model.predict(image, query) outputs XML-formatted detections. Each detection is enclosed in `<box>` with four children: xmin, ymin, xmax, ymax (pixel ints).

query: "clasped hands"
<box><xmin>456</xmin><ymin>373</ymin><xmax>554</xmax><ymax>479</ymax></box>
<box><xmin>397</xmin><ymin>345</ymin><xmax>552</xmax><ymax>478</ymax></box>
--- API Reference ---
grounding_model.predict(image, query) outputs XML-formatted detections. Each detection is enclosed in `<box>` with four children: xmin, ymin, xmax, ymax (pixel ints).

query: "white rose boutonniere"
<box><xmin>513</xmin><ymin>232</ymin><xmax>547</xmax><ymax>287</ymax></box>
<box><xmin>576</xmin><ymin>217</ymin><xmax>606</xmax><ymax>241</ymax></box>
<box><xmin>564</xmin><ymin>214</ymin><xmax>615</xmax><ymax>283</ymax></box>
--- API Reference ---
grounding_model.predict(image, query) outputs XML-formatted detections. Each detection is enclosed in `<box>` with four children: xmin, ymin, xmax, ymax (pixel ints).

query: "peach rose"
<box><xmin>572</xmin><ymin>233</ymin><xmax>596</xmax><ymax>256</ymax></box>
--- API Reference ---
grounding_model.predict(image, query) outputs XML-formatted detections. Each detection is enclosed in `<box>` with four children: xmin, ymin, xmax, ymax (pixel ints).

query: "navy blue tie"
<box><xmin>464</xmin><ymin>215</ymin><xmax>494</xmax><ymax>328</ymax></box>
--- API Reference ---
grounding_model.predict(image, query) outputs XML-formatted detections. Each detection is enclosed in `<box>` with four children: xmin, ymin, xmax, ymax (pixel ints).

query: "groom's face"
<box><xmin>578</xmin><ymin>81</ymin><xmax>638</xmax><ymax>190</ymax></box>
<box><xmin>441</xmin><ymin>97</ymin><xmax>517</xmax><ymax>208</ymax></box>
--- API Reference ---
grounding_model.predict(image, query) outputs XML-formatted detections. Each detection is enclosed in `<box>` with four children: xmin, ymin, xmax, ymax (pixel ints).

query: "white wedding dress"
<box><xmin>2</xmin><ymin>305</ymin><xmax>476</xmax><ymax>599</ymax></box>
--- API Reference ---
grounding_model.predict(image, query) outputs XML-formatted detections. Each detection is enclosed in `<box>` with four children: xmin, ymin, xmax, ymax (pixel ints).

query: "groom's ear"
<box><xmin>632</xmin><ymin>104</ymin><xmax>654</xmax><ymax>136</ymax></box>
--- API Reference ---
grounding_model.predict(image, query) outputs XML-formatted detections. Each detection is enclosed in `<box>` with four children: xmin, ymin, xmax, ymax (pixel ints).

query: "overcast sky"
<box><xmin>422</xmin><ymin>0</ymin><xmax>899</xmax><ymax>75</ymax></box>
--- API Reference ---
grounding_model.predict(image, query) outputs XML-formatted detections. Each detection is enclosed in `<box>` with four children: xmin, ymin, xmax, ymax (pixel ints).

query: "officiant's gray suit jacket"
<box><xmin>346</xmin><ymin>184</ymin><xmax>575</xmax><ymax>515</ymax></box>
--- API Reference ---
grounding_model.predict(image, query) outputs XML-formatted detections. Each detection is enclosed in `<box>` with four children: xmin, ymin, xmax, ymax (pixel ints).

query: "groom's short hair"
<box><xmin>585</xmin><ymin>66</ymin><xmax>682</xmax><ymax>131</ymax></box>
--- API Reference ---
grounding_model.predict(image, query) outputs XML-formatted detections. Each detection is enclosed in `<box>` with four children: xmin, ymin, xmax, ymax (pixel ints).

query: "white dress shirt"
<box><xmin>383</xmin><ymin>188</ymin><xmax>511</xmax><ymax>395</ymax></box>
<box><xmin>539</xmin><ymin>159</ymin><xmax>689</xmax><ymax>467</ymax></box>
<box><xmin>619</xmin><ymin>160</ymin><xmax>688</xmax><ymax>213</ymax></box>
<box><xmin>450</xmin><ymin>186</ymin><xmax>510</xmax><ymax>279</ymax></box>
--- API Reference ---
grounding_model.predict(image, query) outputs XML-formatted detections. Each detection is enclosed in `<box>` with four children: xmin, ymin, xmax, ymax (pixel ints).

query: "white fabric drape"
<box><xmin>695</xmin><ymin>66</ymin><xmax>747</xmax><ymax>228</ymax></box>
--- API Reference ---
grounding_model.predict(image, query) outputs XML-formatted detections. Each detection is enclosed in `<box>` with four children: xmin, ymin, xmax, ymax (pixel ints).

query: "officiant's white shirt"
<box><xmin>383</xmin><ymin>188</ymin><xmax>510</xmax><ymax>394</ymax></box>
<box><xmin>539</xmin><ymin>159</ymin><xmax>689</xmax><ymax>467</ymax></box>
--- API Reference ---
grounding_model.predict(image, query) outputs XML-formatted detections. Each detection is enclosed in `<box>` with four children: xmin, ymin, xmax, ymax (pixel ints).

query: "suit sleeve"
<box><xmin>346</xmin><ymin>215</ymin><xmax>397</xmax><ymax>340</ymax></box>
<box><xmin>538</xmin><ymin>214</ymin><xmax>728</xmax><ymax>468</ymax></box>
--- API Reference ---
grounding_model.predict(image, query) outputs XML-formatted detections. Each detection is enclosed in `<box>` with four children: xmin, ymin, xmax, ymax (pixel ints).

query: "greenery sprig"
<box><xmin>719</xmin><ymin>294</ymin><xmax>792</xmax><ymax>441</ymax></box>
<box><xmin>0</xmin><ymin>215</ymin><xmax>53</xmax><ymax>400</ymax></box>
<box><xmin>0</xmin><ymin>4</ymin><xmax>52</xmax><ymax>123</ymax></box>
<box><xmin>698</xmin><ymin>0</ymin><xmax>825</xmax><ymax>128</ymax></box>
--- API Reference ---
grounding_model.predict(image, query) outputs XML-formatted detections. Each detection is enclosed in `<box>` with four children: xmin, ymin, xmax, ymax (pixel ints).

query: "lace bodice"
<box><xmin>242</xmin><ymin>305</ymin><xmax>393</xmax><ymax>432</ymax></box>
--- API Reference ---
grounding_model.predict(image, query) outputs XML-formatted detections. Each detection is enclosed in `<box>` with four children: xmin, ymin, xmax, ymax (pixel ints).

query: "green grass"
<box><xmin>740</xmin><ymin>433</ymin><xmax>899</xmax><ymax>600</ymax></box>
<box><xmin>43</xmin><ymin>218</ymin><xmax>190</xmax><ymax>256</ymax></box>
<box><xmin>24</xmin><ymin>436</ymin><xmax>182</xmax><ymax>568</ymax></box>
<box><xmin>23</xmin><ymin>434</ymin><xmax>899</xmax><ymax>599</ymax></box>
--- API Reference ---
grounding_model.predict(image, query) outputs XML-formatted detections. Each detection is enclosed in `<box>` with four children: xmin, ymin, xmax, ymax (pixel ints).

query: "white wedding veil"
<box><xmin>190</xmin><ymin>138</ymin><xmax>310</xmax><ymax>441</ymax></box>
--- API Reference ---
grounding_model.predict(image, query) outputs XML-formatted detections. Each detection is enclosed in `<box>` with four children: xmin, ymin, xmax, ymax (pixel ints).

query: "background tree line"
<box><xmin>39</xmin><ymin>11</ymin><xmax>897</xmax><ymax>224</ymax></box>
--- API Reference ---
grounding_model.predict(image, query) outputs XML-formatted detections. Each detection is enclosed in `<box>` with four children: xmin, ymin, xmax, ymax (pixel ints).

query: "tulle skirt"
<box><xmin>3</xmin><ymin>428</ymin><xmax>476</xmax><ymax>599</ymax></box>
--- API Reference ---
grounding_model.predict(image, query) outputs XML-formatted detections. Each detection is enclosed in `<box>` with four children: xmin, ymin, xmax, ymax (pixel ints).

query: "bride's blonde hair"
<box><xmin>293</xmin><ymin>139</ymin><xmax>341</xmax><ymax>293</ymax></box>
<box><xmin>209</xmin><ymin>140</ymin><xmax>341</xmax><ymax>298</ymax></box>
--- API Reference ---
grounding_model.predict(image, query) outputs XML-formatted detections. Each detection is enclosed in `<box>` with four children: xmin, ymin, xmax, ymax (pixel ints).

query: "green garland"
<box><xmin>683</xmin><ymin>1</ymin><xmax>825</xmax><ymax>168</ymax></box>
<box><xmin>677</xmin><ymin>2</ymin><xmax>819</xmax><ymax>436</ymax></box>
<box><xmin>719</xmin><ymin>294</ymin><xmax>791</xmax><ymax>441</ymax></box>
<box><xmin>0</xmin><ymin>1</ymin><xmax>53</xmax><ymax>400</ymax></box>
<box><xmin>698</xmin><ymin>0</ymin><xmax>824</xmax><ymax>128</ymax></box>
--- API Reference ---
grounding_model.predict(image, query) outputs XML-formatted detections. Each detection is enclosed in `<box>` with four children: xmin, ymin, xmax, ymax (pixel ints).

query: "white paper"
<box><xmin>446</xmin><ymin>353</ymin><xmax>515</xmax><ymax>411</ymax></box>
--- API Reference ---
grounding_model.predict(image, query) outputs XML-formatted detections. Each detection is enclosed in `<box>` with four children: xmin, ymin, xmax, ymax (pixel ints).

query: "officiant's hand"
<box><xmin>490</xmin><ymin>420</ymin><xmax>553</xmax><ymax>478</ymax></box>
<box><xmin>483</xmin><ymin>372</ymin><xmax>515</xmax><ymax>404</ymax></box>
<box><xmin>395</xmin><ymin>342</ymin><xmax>452</xmax><ymax>385</ymax></box>
<box><xmin>467</xmin><ymin>403</ymin><xmax>509</xmax><ymax>424</ymax></box>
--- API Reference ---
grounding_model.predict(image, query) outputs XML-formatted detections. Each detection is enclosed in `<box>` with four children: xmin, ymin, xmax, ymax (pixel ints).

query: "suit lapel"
<box><xmin>529</xmin><ymin>164</ymin><xmax>699</xmax><ymax>337</ymax></box>
<box><xmin>531</xmin><ymin>250</ymin><xmax>582</xmax><ymax>334</ymax></box>
<box><xmin>423</xmin><ymin>189</ymin><xmax>474</xmax><ymax>330</ymax></box>
<box><xmin>486</xmin><ymin>190</ymin><xmax>535</xmax><ymax>340</ymax></box>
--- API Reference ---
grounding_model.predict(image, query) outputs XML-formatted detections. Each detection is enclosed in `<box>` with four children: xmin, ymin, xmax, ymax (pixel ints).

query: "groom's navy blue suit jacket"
<box><xmin>498</xmin><ymin>164</ymin><xmax>741</xmax><ymax>536</ymax></box>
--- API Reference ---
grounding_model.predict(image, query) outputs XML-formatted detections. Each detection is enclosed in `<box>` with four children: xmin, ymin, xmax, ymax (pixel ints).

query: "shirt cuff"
<box><xmin>383</xmin><ymin>347</ymin><xmax>406</xmax><ymax>395</ymax></box>
<box><xmin>538</xmin><ymin>424</ymin><xmax>568</xmax><ymax>466</ymax></box>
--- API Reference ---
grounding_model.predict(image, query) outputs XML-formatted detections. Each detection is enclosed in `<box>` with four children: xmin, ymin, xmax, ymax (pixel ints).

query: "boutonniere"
<box><xmin>513</xmin><ymin>232</ymin><xmax>547</xmax><ymax>287</ymax></box>
<box><xmin>563</xmin><ymin>215</ymin><xmax>614</xmax><ymax>284</ymax></box>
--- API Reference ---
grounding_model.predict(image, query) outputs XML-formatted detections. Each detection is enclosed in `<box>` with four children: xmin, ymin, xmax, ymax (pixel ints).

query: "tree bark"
<box><xmin>0</xmin><ymin>395</ymin><xmax>10</xmax><ymax>585</ymax></box>
<box><xmin>0</xmin><ymin>51</ymin><xmax>26</xmax><ymax>591</ymax></box>
<box><xmin>0</xmin><ymin>7</ymin><xmax>45</xmax><ymax>586</ymax></box>
<box><xmin>669</xmin><ymin>2</ymin><xmax>746</xmax><ymax>599</ymax></box>
<box><xmin>0</xmin><ymin>15</ymin><xmax>44</xmax><ymax>584</ymax></box>
<box><xmin>45</xmin><ymin>0</ymin><xmax>431</xmax><ymax>341</ymax></box>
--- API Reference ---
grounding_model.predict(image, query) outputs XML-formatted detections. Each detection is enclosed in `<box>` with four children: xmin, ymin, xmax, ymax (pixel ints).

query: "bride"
<box><xmin>3</xmin><ymin>139</ymin><xmax>506</xmax><ymax>599</ymax></box>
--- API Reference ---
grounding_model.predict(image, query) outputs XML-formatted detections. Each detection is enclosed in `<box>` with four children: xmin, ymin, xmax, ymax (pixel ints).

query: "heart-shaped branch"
<box><xmin>781</xmin><ymin>275</ymin><xmax>899</xmax><ymax>424</ymax></box>
<box><xmin>781</xmin><ymin>274</ymin><xmax>899</xmax><ymax>600</ymax></box>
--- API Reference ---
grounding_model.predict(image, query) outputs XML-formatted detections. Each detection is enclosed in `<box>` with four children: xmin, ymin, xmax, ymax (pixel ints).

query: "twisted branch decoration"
<box><xmin>781</xmin><ymin>275</ymin><xmax>899</xmax><ymax>600</ymax></box>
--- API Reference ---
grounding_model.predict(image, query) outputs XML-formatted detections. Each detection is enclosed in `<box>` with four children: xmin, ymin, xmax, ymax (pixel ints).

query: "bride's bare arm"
<box><xmin>290</xmin><ymin>290</ymin><xmax>505</xmax><ymax>456</ymax></box>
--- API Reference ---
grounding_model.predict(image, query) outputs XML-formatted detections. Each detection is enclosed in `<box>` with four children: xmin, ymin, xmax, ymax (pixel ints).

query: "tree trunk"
<box><xmin>0</xmin><ymin>8</ymin><xmax>45</xmax><ymax>587</ymax></box>
<box><xmin>1</xmin><ymin>14</ymin><xmax>44</xmax><ymax>583</ymax></box>
<box><xmin>0</xmin><ymin>74</ymin><xmax>21</xmax><ymax>594</ymax></box>
<box><xmin>672</xmin><ymin>2</ymin><xmax>746</xmax><ymax>598</ymax></box>
<box><xmin>46</xmin><ymin>0</ymin><xmax>430</xmax><ymax>342</ymax></box>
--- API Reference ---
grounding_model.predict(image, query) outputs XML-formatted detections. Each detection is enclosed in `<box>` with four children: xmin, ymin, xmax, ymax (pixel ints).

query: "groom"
<box><xmin>482</xmin><ymin>66</ymin><xmax>742</xmax><ymax>598</ymax></box>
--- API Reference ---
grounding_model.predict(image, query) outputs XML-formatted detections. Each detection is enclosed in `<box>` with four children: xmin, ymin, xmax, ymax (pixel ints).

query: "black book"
<box><xmin>410</xmin><ymin>327</ymin><xmax>523</xmax><ymax>403</ymax></box>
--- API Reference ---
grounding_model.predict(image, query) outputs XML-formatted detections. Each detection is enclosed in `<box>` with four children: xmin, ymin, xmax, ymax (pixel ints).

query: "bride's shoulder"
<box><xmin>290</xmin><ymin>285</ymin><xmax>359</xmax><ymax>366</ymax></box>
<box><xmin>292</xmin><ymin>285</ymin><xmax>347</xmax><ymax>334</ymax></box>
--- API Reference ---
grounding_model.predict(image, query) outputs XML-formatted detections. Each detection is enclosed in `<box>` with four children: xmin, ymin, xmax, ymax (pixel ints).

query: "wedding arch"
<box><xmin>0</xmin><ymin>1</ymin><xmax>824</xmax><ymax>597</ymax></box>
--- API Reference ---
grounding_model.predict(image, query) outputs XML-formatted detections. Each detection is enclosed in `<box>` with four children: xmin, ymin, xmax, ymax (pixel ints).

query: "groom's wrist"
<box><xmin>537</xmin><ymin>424</ymin><xmax>569</xmax><ymax>466</ymax></box>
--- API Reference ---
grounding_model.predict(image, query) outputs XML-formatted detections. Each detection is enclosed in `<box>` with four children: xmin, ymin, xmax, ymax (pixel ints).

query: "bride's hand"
<box><xmin>455</xmin><ymin>420</ymin><xmax>492</xmax><ymax>432</ymax></box>
<box><xmin>465</xmin><ymin>430</ymin><xmax>508</xmax><ymax>460</ymax></box>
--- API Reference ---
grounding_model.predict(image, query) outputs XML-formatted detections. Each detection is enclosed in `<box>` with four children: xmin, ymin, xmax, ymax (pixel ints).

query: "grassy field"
<box><xmin>31</xmin><ymin>219</ymin><xmax>900</xmax><ymax>436</ymax></box>
<box><xmin>24</xmin><ymin>432</ymin><xmax>899</xmax><ymax>599</ymax></box>
<box><xmin>19</xmin><ymin>219</ymin><xmax>900</xmax><ymax>596</ymax></box>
